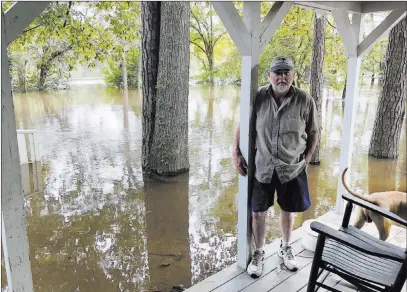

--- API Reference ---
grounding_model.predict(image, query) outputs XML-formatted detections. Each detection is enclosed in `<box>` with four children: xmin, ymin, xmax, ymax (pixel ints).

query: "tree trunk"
<box><xmin>122</xmin><ymin>51</ymin><xmax>128</xmax><ymax>90</ymax></box>
<box><xmin>208</xmin><ymin>50</ymin><xmax>214</xmax><ymax>84</ymax></box>
<box><xmin>141</xmin><ymin>1</ymin><xmax>190</xmax><ymax>177</ymax></box>
<box><xmin>37</xmin><ymin>46</ymin><xmax>72</xmax><ymax>91</ymax></box>
<box><xmin>369</xmin><ymin>16</ymin><xmax>406</xmax><ymax>158</ymax></box>
<box><xmin>342</xmin><ymin>75</ymin><xmax>347</xmax><ymax>99</ymax></box>
<box><xmin>310</xmin><ymin>14</ymin><xmax>326</xmax><ymax>165</ymax></box>
<box><xmin>37</xmin><ymin>64</ymin><xmax>49</xmax><ymax>91</ymax></box>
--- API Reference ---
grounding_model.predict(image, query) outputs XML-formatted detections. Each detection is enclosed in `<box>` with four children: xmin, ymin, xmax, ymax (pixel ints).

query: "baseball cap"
<box><xmin>269</xmin><ymin>56</ymin><xmax>294</xmax><ymax>72</ymax></box>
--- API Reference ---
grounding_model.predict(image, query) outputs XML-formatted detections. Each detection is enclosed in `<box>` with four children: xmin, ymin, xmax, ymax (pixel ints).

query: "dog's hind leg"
<box><xmin>353</xmin><ymin>208</ymin><xmax>366</xmax><ymax>229</ymax></box>
<box><xmin>371</xmin><ymin>214</ymin><xmax>390</xmax><ymax>241</ymax></box>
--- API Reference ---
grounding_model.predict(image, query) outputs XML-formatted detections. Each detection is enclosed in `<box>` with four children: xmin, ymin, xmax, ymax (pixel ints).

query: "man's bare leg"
<box><xmin>279</xmin><ymin>209</ymin><xmax>299</xmax><ymax>271</ymax></box>
<box><xmin>247</xmin><ymin>210</ymin><xmax>268</xmax><ymax>277</ymax></box>
<box><xmin>280</xmin><ymin>210</ymin><xmax>294</xmax><ymax>244</ymax></box>
<box><xmin>252</xmin><ymin>211</ymin><xmax>267</xmax><ymax>249</ymax></box>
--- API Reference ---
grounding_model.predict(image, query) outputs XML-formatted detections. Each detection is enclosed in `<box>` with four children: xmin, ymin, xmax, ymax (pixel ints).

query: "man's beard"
<box><xmin>272</xmin><ymin>82</ymin><xmax>290</xmax><ymax>94</ymax></box>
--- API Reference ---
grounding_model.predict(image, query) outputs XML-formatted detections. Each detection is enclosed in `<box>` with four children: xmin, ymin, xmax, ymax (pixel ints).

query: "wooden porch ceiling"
<box><xmin>294</xmin><ymin>1</ymin><xmax>407</xmax><ymax>14</ymax></box>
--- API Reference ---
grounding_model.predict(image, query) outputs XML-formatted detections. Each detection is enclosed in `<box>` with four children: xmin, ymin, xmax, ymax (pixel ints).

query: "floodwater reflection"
<box><xmin>1</xmin><ymin>84</ymin><xmax>406</xmax><ymax>291</ymax></box>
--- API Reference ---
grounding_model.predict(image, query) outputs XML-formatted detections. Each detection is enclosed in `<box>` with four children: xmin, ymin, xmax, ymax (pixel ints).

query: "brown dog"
<box><xmin>342</xmin><ymin>167</ymin><xmax>407</xmax><ymax>241</ymax></box>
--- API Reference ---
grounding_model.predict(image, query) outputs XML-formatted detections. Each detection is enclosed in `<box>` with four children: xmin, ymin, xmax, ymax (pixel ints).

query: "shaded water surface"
<box><xmin>2</xmin><ymin>84</ymin><xmax>406</xmax><ymax>291</ymax></box>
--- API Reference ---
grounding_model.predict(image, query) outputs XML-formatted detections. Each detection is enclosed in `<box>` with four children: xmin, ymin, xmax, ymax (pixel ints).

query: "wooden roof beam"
<box><xmin>362</xmin><ymin>1</ymin><xmax>407</xmax><ymax>14</ymax></box>
<box><xmin>358</xmin><ymin>9</ymin><xmax>406</xmax><ymax>57</ymax></box>
<box><xmin>4</xmin><ymin>1</ymin><xmax>50</xmax><ymax>45</ymax></box>
<box><xmin>294</xmin><ymin>1</ymin><xmax>362</xmax><ymax>14</ymax></box>
<box><xmin>259</xmin><ymin>2</ymin><xmax>292</xmax><ymax>52</ymax></box>
<box><xmin>211</xmin><ymin>2</ymin><xmax>251</xmax><ymax>55</ymax></box>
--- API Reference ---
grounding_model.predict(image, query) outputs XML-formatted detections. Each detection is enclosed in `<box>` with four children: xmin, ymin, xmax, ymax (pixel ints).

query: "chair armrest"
<box><xmin>342</xmin><ymin>193</ymin><xmax>407</xmax><ymax>227</ymax></box>
<box><xmin>310</xmin><ymin>221</ymin><xmax>403</xmax><ymax>262</ymax></box>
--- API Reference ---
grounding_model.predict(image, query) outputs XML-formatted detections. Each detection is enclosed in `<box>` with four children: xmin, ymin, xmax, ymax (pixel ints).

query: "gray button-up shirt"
<box><xmin>253</xmin><ymin>84</ymin><xmax>319</xmax><ymax>184</ymax></box>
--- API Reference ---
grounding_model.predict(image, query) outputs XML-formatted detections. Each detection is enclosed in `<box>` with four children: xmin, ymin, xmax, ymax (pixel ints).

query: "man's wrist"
<box><xmin>232</xmin><ymin>145</ymin><xmax>240</xmax><ymax>155</ymax></box>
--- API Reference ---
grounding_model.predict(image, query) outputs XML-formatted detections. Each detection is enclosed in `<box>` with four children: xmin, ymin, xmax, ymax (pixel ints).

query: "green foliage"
<box><xmin>103</xmin><ymin>48</ymin><xmax>140</xmax><ymax>88</ymax></box>
<box><xmin>7</xmin><ymin>2</ymin><xmax>111</xmax><ymax>91</ymax></box>
<box><xmin>322</xmin><ymin>14</ymin><xmax>348</xmax><ymax>91</ymax></box>
<box><xmin>93</xmin><ymin>2</ymin><xmax>141</xmax><ymax>88</ymax></box>
<box><xmin>190</xmin><ymin>2</ymin><xmax>227</xmax><ymax>84</ymax></box>
<box><xmin>361</xmin><ymin>39</ymin><xmax>387</xmax><ymax>85</ymax></box>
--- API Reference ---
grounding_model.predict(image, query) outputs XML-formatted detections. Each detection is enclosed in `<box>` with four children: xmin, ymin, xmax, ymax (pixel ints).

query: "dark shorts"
<box><xmin>251</xmin><ymin>169</ymin><xmax>311</xmax><ymax>213</ymax></box>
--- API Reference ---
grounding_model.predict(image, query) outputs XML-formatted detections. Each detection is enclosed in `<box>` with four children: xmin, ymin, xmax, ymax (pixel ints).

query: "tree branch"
<box><xmin>213</xmin><ymin>31</ymin><xmax>227</xmax><ymax>47</ymax></box>
<box><xmin>326</xmin><ymin>18</ymin><xmax>337</xmax><ymax>31</ymax></box>
<box><xmin>192</xmin><ymin>51</ymin><xmax>208</xmax><ymax>71</ymax></box>
<box><xmin>23</xmin><ymin>24</ymin><xmax>42</xmax><ymax>33</ymax></box>
<box><xmin>63</xmin><ymin>1</ymin><xmax>72</xmax><ymax>28</ymax></box>
<box><xmin>190</xmin><ymin>40</ymin><xmax>207</xmax><ymax>54</ymax></box>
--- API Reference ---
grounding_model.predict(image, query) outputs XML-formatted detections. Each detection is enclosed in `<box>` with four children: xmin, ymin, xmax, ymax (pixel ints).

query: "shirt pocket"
<box><xmin>279</xmin><ymin>118</ymin><xmax>305</xmax><ymax>134</ymax></box>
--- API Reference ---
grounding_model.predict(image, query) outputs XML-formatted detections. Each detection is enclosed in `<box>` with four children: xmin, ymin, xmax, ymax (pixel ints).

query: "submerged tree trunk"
<box><xmin>369</xmin><ymin>16</ymin><xmax>406</xmax><ymax>158</ymax></box>
<box><xmin>141</xmin><ymin>1</ymin><xmax>190</xmax><ymax>176</ymax></box>
<box><xmin>310</xmin><ymin>14</ymin><xmax>326</xmax><ymax>164</ymax></box>
<box><xmin>122</xmin><ymin>51</ymin><xmax>128</xmax><ymax>90</ymax></box>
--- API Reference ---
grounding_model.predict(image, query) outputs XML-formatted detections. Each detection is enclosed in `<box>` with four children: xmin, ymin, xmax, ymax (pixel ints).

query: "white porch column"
<box><xmin>237</xmin><ymin>2</ymin><xmax>261</xmax><ymax>269</ymax></box>
<box><xmin>332</xmin><ymin>12</ymin><xmax>363</xmax><ymax>214</ymax></box>
<box><xmin>335</xmin><ymin>56</ymin><xmax>362</xmax><ymax>213</ymax></box>
<box><xmin>212</xmin><ymin>1</ymin><xmax>291</xmax><ymax>268</ymax></box>
<box><xmin>1</xmin><ymin>11</ymin><xmax>34</xmax><ymax>292</ymax></box>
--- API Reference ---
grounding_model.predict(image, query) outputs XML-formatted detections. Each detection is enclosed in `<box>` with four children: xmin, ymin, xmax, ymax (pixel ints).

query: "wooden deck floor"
<box><xmin>186</xmin><ymin>211</ymin><xmax>406</xmax><ymax>292</ymax></box>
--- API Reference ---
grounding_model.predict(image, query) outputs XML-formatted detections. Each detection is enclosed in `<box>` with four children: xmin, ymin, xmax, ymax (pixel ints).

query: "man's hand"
<box><xmin>232</xmin><ymin>147</ymin><xmax>248</xmax><ymax>176</ymax></box>
<box><xmin>304</xmin><ymin>153</ymin><xmax>312</xmax><ymax>165</ymax></box>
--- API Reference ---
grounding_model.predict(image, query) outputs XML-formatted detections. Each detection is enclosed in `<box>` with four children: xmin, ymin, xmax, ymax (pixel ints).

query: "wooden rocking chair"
<box><xmin>307</xmin><ymin>193</ymin><xmax>407</xmax><ymax>292</ymax></box>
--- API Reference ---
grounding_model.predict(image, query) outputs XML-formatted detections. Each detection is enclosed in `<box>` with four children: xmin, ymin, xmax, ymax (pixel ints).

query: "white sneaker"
<box><xmin>278</xmin><ymin>242</ymin><xmax>299</xmax><ymax>271</ymax></box>
<box><xmin>247</xmin><ymin>250</ymin><xmax>265</xmax><ymax>278</ymax></box>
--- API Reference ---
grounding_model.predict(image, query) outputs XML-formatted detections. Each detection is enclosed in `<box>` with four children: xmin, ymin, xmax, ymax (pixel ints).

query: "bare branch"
<box><xmin>190</xmin><ymin>40</ymin><xmax>207</xmax><ymax>54</ymax></box>
<box><xmin>326</xmin><ymin>18</ymin><xmax>337</xmax><ymax>31</ymax></box>
<box><xmin>213</xmin><ymin>31</ymin><xmax>227</xmax><ymax>46</ymax></box>
<box><xmin>63</xmin><ymin>1</ymin><xmax>72</xmax><ymax>27</ymax></box>
<box><xmin>23</xmin><ymin>24</ymin><xmax>42</xmax><ymax>33</ymax></box>
<box><xmin>191</xmin><ymin>51</ymin><xmax>208</xmax><ymax>71</ymax></box>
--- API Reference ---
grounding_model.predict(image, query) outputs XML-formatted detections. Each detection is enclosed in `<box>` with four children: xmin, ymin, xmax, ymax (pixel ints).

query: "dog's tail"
<box><xmin>341</xmin><ymin>168</ymin><xmax>372</xmax><ymax>202</ymax></box>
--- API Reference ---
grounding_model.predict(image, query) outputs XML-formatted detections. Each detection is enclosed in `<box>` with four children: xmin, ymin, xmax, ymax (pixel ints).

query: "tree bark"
<box><xmin>141</xmin><ymin>1</ymin><xmax>190</xmax><ymax>176</ymax></box>
<box><xmin>38</xmin><ymin>64</ymin><xmax>49</xmax><ymax>91</ymax></box>
<box><xmin>342</xmin><ymin>75</ymin><xmax>347</xmax><ymax>99</ymax></box>
<box><xmin>369</xmin><ymin>16</ymin><xmax>406</xmax><ymax>158</ymax></box>
<box><xmin>37</xmin><ymin>46</ymin><xmax>72</xmax><ymax>91</ymax></box>
<box><xmin>122</xmin><ymin>51</ymin><xmax>128</xmax><ymax>90</ymax></box>
<box><xmin>310</xmin><ymin>14</ymin><xmax>326</xmax><ymax>164</ymax></box>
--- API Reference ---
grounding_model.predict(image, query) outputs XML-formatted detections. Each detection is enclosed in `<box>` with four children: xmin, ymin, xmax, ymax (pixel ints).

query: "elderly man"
<box><xmin>232</xmin><ymin>56</ymin><xmax>319</xmax><ymax>277</ymax></box>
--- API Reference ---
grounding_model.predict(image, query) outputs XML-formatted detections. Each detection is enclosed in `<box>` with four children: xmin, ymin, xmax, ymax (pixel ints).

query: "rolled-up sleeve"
<box><xmin>306</xmin><ymin>97</ymin><xmax>319</xmax><ymax>135</ymax></box>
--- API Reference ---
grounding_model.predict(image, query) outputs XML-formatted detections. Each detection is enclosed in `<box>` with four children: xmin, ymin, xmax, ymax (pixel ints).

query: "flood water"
<box><xmin>2</xmin><ymin>84</ymin><xmax>406</xmax><ymax>291</ymax></box>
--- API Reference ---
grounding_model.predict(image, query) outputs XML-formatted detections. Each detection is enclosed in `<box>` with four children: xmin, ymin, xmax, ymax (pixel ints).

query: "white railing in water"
<box><xmin>16</xmin><ymin>130</ymin><xmax>42</xmax><ymax>195</ymax></box>
<box><xmin>16</xmin><ymin>129</ymin><xmax>41</xmax><ymax>163</ymax></box>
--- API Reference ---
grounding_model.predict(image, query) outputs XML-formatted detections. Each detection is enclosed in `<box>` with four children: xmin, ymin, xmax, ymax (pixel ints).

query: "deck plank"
<box><xmin>268</xmin><ymin>258</ymin><xmax>312</xmax><ymax>292</ymax></box>
<box><xmin>186</xmin><ymin>211</ymin><xmax>406</xmax><ymax>292</ymax></box>
<box><xmin>240</xmin><ymin>250</ymin><xmax>313</xmax><ymax>292</ymax></box>
<box><xmin>213</xmin><ymin>239</ymin><xmax>305</xmax><ymax>292</ymax></box>
<box><xmin>185</xmin><ymin>228</ymin><xmax>304</xmax><ymax>292</ymax></box>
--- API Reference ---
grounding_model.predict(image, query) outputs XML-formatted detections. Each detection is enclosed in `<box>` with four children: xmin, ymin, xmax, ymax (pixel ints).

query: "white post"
<box><xmin>33</xmin><ymin>131</ymin><xmax>41</xmax><ymax>162</ymax></box>
<box><xmin>334</xmin><ymin>13</ymin><xmax>363</xmax><ymax>214</ymax></box>
<box><xmin>17</xmin><ymin>133</ymin><xmax>28</xmax><ymax>164</ymax></box>
<box><xmin>236</xmin><ymin>2</ymin><xmax>261</xmax><ymax>269</ymax></box>
<box><xmin>213</xmin><ymin>1</ymin><xmax>290</xmax><ymax>268</ymax></box>
<box><xmin>1</xmin><ymin>12</ymin><xmax>34</xmax><ymax>291</ymax></box>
